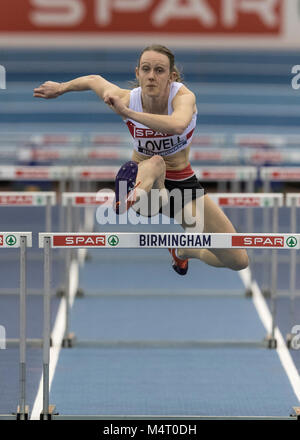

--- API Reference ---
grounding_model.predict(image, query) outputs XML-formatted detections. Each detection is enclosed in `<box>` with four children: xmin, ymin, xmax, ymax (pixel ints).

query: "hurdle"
<box><xmin>285</xmin><ymin>194</ymin><xmax>300</xmax><ymax>348</ymax></box>
<box><xmin>209</xmin><ymin>193</ymin><xmax>283</xmax><ymax>301</ymax></box>
<box><xmin>0</xmin><ymin>166</ymin><xmax>69</xmax><ymax>233</ymax></box>
<box><xmin>260</xmin><ymin>167</ymin><xmax>300</xmax><ymax>292</ymax></box>
<box><xmin>0</xmin><ymin>191</ymin><xmax>56</xmax><ymax>233</ymax></box>
<box><xmin>68</xmin><ymin>165</ymin><xmax>258</xmax><ymax>194</ymax></box>
<box><xmin>56</xmin><ymin>192</ymin><xmax>115</xmax><ymax>303</ymax></box>
<box><xmin>0</xmin><ymin>192</ymin><xmax>56</xmax><ymax>297</ymax></box>
<box><xmin>61</xmin><ymin>191</ymin><xmax>283</xmax><ymax>296</ymax></box>
<box><xmin>61</xmin><ymin>191</ymin><xmax>114</xmax><ymax>233</ymax></box>
<box><xmin>261</xmin><ymin>167</ymin><xmax>300</xmax><ymax>193</ymax></box>
<box><xmin>38</xmin><ymin>232</ymin><xmax>299</xmax><ymax>419</ymax></box>
<box><xmin>13</xmin><ymin>144</ymin><xmax>300</xmax><ymax>168</ymax></box>
<box><xmin>195</xmin><ymin>166</ymin><xmax>257</xmax><ymax>193</ymax></box>
<box><xmin>0</xmin><ymin>232</ymin><xmax>32</xmax><ymax>420</ymax></box>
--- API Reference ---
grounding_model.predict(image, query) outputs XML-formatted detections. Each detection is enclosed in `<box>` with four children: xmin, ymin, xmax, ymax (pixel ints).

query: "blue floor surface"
<box><xmin>49</xmin><ymin>346</ymin><xmax>297</xmax><ymax>417</ymax></box>
<box><xmin>79</xmin><ymin>250</ymin><xmax>245</xmax><ymax>294</ymax></box>
<box><xmin>0</xmin><ymin>295</ymin><xmax>60</xmax><ymax>339</ymax></box>
<box><xmin>0</xmin><ymin>347</ymin><xmax>42</xmax><ymax>415</ymax></box>
<box><xmin>70</xmin><ymin>296</ymin><xmax>266</xmax><ymax>343</ymax></box>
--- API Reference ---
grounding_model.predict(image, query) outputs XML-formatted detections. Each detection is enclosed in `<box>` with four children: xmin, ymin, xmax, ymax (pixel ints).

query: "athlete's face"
<box><xmin>136</xmin><ymin>51</ymin><xmax>174</xmax><ymax>97</ymax></box>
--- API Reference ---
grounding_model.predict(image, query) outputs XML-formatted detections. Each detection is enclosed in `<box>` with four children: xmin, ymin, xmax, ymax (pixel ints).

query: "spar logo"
<box><xmin>232</xmin><ymin>236</ymin><xmax>284</xmax><ymax>247</ymax></box>
<box><xmin>219</xmin><ymin>197</ymin><xmax>260</xmax><ymax>207</ymax></box>
<box><xmin>108</xmin><ymin>235</ymin><xmax>119</xmax><ymax>247</ymax></box>
<box><xmin>53</xmin><ymin>235</ymin><xmax>106</xmax><ymax>247</ymax></box>
<box><xmin>0</xmin><ymin>235</ymin><xmax>3</xmax><ymax>246</ymax></box>
<box><xmin>286</xmin><ymin>236</ymin><xmax>297</xmax><ymax>248</ymax></box>
<box><xmin>0</xmin><ymin>195</ymin><xmax>33</xmax><ymax>205</ymax></box>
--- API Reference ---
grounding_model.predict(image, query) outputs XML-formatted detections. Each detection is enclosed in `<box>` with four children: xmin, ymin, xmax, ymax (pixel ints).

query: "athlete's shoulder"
<box><xmin>175</xmin><ymin>83</ymin><xmax>195</xmax><ymax>97</ymax></box>
<box><xmin>173</xmin><ymin>84</ymin><xmax>196</xmax><ymax>106</ymax></box>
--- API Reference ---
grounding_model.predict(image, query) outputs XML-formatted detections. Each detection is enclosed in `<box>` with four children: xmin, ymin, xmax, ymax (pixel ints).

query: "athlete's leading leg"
<box><xmin>115</xmin><ymin>155</ymin><xmax>166</xmax><ymax>214</ymax></box>
<box><xmin>135</xmin><ymin>155</ymin><xmax>166</xmax><ymax>193</ymax></box>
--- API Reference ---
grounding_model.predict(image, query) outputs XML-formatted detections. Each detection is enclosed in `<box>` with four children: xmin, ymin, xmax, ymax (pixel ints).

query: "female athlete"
<box><xmin>34</xmin><ymin>44</ymin><xmax>249</xmax><ymax>275</ymax></box>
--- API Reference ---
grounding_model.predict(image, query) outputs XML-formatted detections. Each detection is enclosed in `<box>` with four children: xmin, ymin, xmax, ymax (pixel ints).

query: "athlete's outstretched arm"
<box><xmin>33</xmin><ymin>75</ymin><xmax>128</xmax><ymax>101</ymax></box>
<box><xmin>105</xmin><ymin>89</ymin><xmax>196</xmax><ymax>135</ymax></box>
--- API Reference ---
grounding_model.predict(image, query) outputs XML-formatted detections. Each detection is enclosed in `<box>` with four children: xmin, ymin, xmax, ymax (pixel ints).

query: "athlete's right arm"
<box><xmin>33</xmin><ymin>75</ymin><xmax>127</xmax><ymax>101</ymax></box>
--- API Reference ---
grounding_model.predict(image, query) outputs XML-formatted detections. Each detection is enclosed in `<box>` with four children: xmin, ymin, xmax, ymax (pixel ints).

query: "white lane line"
<box><xmin>30</xmin><ymin>259</ymin><xmax>79</xmax><ymax>420</ymax></box>
<box><xmin>239</xmin><ymin>268</ymin><xmax>300</xmax><ymax>402</ymax></box>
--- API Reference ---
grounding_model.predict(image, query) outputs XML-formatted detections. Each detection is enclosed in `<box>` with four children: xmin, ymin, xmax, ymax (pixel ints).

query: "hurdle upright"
<box><xmin>0</xmin><ymin>232</ymin><xmax>32</xmax><ymax>420</ymax></box>
<box><xmin>285</xmin><ymin>194</ymin><xmax>300</xmax><ymax>347</ymax></box>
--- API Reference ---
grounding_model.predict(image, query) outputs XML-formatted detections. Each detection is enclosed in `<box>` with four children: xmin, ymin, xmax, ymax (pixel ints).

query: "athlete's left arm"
<box><xmin>105</xmin><ymin>89</ymin><xmax>196</xmax><ymax>135</ymax></box>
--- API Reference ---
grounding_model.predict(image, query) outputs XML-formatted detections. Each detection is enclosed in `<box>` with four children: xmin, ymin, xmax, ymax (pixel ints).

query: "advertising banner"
<box><xmin>0</xmin><ymin>0</ymin><xmax>299</xmax><ymax>48</ymax></box>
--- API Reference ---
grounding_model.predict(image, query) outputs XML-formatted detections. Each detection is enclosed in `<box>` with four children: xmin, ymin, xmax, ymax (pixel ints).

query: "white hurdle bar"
<box><xmin>0</xmin><ymin>232</ymin><xmax>32</xmax><ymax>421</ymax></box>
<box><xmin>39</xmin><ymin>232</ymin><xmax>299</xmax><ymax>250</ymax></box>
<box><xmin>39</xmin><ymin>232</ymin><xmax>299</xmax><ymax>419</ymax></box>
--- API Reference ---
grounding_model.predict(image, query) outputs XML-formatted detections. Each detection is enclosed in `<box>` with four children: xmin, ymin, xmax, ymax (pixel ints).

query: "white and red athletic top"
<box><xmin>124</xmin><ymin>82</ymin><xmax>197</xmax><ymax>158</ymax></box>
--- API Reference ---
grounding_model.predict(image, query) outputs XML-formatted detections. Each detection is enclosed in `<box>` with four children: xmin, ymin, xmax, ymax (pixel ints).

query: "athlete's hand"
<box><xmin>33</xmin><ymin>81</ymin><xmax>63</xmax><ymax>99</ymax></box>
<box><xmin>103</xmin><ymin>93</ymin><xmax>128</xmax><ymax>117</ymax></box>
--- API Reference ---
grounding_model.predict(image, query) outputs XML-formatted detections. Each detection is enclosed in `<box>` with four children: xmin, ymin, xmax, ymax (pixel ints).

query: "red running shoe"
<box><xmin>168</xmin><ymin>248</ymin><xmax>189</xmax><ymax>275</ymax></box>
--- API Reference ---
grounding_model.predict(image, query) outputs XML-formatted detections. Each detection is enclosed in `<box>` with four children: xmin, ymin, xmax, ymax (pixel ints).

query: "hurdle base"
<box><xmin>285</xmin><ymin>333</ymin><xmax>299</xmax><ymax>350</ymax></box>
<box><xmin>265</xmin><ymin>334</ymin><xmax>277</xmax><ymax>349</ymax></box>
<box><xmin>16</xmin><ymin>405</ymin><xmax>29</xmax><ymax>420</ymax></box>
<box><xmin>84</xmin><ymin>252</ymin><xmax>93</xmax><ymax>262</ymax></box>
<box><xmin>261</xmin><ymin>289</ymin><xmax>271</xmax><ymax>298</ymax></box>
<box><xmin>292</xmin><ymin>407</ymin><xmax>300</xmax><ymax>420</ymax></box>
<box><xmin>56</xmin><ymin>288</ymin><xmax>84</xmax><ymax>298</ymax></box>
<box><xmin>56</xmin><ymin>288</ymin><xmax>65</xmax><ymax>298</ymax></box>
<box><xmin>62</xmin><ymin>332</ymin><xmax>76</xmax><ymax>348</ymax></box>
<box><xmin>76</xmin><ymin>288</ymin><xmax>85</xmax><ymax>298</ymax></box>
<box><xmin>40</xmin><ymin>405</ymin><xmax>56</xmax><ymax>421</ymax></box>
<box><xmin>0</xmin><ymin>413</ymin><xmax>18</xmax><ymax>420</ymax></box>
<box><xmin>245</xmin><ymin>288</ymin><xmax>253</xmax><ymax>298</ymax></box>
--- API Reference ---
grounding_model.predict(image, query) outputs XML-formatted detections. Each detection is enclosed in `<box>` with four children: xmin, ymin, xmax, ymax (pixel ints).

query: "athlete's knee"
<box><xmin>148</xmin><ymin>155</ymin><xmax>166</xmax><ymax>177</ymax></box>
<box><xmin>227</xmin><ymin>251</ymin><xmax>249</xmax><ymax>271</ymax></box>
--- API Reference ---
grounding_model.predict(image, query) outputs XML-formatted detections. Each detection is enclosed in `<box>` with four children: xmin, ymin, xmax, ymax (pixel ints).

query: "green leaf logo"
<box><xmin>108</xmin><ymin>235</ymin><xmax>119</xmax><ymax>246</ymax></box>
<box><xmin>5</xmin><ymin>235</ymin><xmax>17</xmax><ymax>246</ymax></box>
<box><xmin>286</xmin><ymin>236</ymin><xmax>297</xmax><ymax>248</ymax></box>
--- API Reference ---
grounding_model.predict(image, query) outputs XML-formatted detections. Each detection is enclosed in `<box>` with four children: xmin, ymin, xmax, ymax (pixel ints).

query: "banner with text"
<box><xmin>0</xmin><ymin>0</ymin><xmax>299</xmax><ymax>48</ymax></box>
